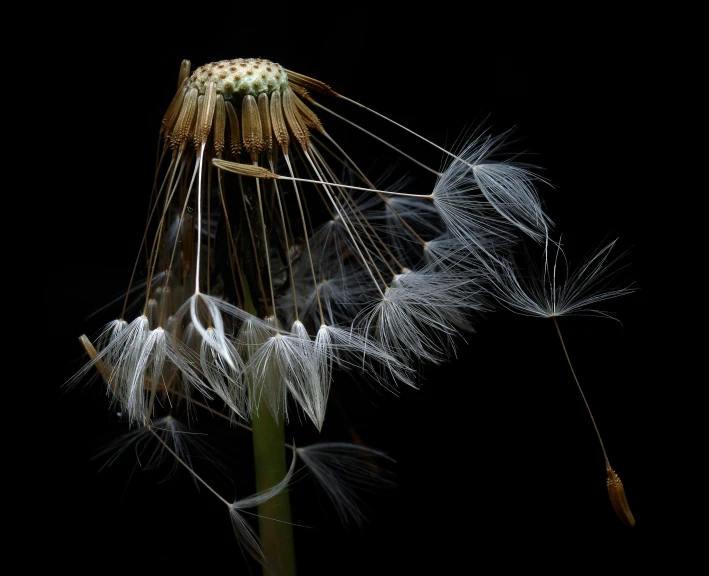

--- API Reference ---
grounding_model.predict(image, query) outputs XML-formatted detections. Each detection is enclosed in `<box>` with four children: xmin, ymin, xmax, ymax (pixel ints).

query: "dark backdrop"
<box><xmin>50</xmin><ymin>11</ymin><xmax>670</xmax><ymax>573</ymax></box>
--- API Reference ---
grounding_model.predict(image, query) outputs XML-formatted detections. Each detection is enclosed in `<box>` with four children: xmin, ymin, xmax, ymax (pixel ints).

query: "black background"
<box><xmin>49</xmin><ymin>9</ymin><xmax>685</xmax><ymax>573</ymax></box>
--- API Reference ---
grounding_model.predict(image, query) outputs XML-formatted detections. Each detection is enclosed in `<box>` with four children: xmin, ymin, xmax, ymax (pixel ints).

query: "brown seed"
<box><xmin>606</xmin><ymin>469</ymin><xmax>635</xmax><ymax>527</ymax></box>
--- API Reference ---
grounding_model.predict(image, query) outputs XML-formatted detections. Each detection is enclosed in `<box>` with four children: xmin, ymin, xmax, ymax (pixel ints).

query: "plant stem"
<box><xmin>251</xmin><ymin>407</ymin><xmax>296</xmax><ymax>576</ymax></box>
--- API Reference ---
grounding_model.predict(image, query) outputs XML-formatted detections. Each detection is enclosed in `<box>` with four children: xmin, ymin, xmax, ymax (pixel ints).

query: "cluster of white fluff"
<box><xmin>74</xmin><ymin>138</ymin><xmax>552</xmax><ymax>428</ymax></box>
<box><xmin>69</xmin><ymin>60</ymin><xmax>561</xmax><ymax>434</ymax></box>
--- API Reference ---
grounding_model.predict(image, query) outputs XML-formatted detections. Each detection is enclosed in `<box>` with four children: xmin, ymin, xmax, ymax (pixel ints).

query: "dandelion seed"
<box><xmin>487</xmin><ymin>233</ymin><xmax>636</xmax><ymax>525</ymax></box>
<box><xmin>356</xmin><ymin>284</ymin><xmax>462</xmax><ymax>365</ymax></box>
<box><xmin>93</xmin><ymin>415</ymin><xmax>216</xmax><ymax>486</ymax></box>
<box><xmin>297</xmin><ymin>442</ymin><xmax>395</xmax><ymax>528</ymax></box>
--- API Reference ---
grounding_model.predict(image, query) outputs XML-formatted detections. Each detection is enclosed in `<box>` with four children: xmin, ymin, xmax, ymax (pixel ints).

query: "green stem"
<box><xmin>251</xmin><ymin>408</ymin><xmax>296</xmax><ymax>576</ymax></box>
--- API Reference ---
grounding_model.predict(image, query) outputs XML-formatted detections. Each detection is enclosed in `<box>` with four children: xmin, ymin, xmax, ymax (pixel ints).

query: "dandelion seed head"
<box><xmin>190</xmin><ymin>58</ymin><xmax>288</xmax><ymax>98</ymax></box>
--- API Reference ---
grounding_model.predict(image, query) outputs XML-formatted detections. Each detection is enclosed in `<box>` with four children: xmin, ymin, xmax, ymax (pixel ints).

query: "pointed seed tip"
<box><xmin>606</xmin><ymin>469</ymin><xmax>635</xmax><ymax>527</ymax></box>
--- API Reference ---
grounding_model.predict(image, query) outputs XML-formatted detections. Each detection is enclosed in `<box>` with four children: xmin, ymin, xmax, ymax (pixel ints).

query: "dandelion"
<box><xmin>68</xmin><ymin>55</ymin><xmax>634</xmax><ymax>572</ymax></box>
